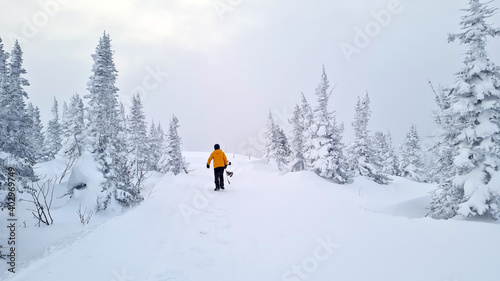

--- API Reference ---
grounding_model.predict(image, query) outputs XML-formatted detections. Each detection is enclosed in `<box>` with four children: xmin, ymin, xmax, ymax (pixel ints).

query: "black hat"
<box><xmin>214</xmin><ymin>144</ymin><xmax>220</xmax><ymax>150</ymax></box>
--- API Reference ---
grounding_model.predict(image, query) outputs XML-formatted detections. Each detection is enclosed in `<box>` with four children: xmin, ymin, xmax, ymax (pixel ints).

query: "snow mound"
<box><xmin>66</xmin><ymin>153</ymin><xmax>105</xmax><ymax>211</ymax></box>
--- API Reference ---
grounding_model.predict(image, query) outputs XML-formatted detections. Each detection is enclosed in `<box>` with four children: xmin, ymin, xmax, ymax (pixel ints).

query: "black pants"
<box><xmin>214</xmin><ymin>167</ymin><xmax>225</xmax><ymax>190</ymax></box>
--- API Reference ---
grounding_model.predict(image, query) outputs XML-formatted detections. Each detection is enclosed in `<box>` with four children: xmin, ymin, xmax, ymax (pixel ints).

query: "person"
<box><xmin>207</xmin><ymin>144</ymin><xmax>229</xmax><ymax>191</ymax></box>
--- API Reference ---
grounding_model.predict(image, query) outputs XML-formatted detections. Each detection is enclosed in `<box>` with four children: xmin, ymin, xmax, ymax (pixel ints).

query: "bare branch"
<box><xmin>77</xmin><ymin>203</ymin><xmax>93</xmax><ymax>225</ymax></box>
<box><xmin>27</xmin><ymin>178</ymin><xmax>56</xmax><ymax>227</ymax></box>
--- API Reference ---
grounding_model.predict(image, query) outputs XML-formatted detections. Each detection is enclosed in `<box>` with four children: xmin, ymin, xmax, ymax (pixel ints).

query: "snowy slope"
<box><xmin>2</xmin><ymin>152</ymin><xmax>500</xmax><ymax>281</ymax></box>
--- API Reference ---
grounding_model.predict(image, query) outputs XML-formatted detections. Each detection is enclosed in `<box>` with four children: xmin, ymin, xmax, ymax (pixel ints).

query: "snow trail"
<box><xmin>3</xmin><ymin>152</ymin><xmax>500</xmax><ymax>281</ymax></box>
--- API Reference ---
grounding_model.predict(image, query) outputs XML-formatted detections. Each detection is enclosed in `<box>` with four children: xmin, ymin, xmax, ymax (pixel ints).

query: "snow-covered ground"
<box><xmin>2</xmin><ymin>152</ymin><xmax>500</xmax><ymax>281</ymax></box>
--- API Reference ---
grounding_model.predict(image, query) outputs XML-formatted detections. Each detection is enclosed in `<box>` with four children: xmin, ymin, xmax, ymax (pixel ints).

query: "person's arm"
<box><xmin>223</xmin><ymin>152</ymin><xmax>228</xmax><ymax>168</ymax></box>
<box><xmin>207</xmin><ymin>152</ymin><xmax>214</xmax><ymax>168</ymax></box>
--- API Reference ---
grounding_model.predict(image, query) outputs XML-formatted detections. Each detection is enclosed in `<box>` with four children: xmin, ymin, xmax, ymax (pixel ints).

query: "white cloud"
<box><xmin>1</xmin><ymin>0</ymin><xmax>500</xmax><ymax>153</ymax></box>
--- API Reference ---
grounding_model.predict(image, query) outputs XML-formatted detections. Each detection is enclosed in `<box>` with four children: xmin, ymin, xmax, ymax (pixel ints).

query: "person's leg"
<box><xmin>219</xmin><ymin>170</ymin><xmax>225</xmax><ymax>189</ymax></box>
<box><xmin>214</xmin><ymin>167</ymin><xmax>225</xmax><ymax>190</ymax></box>
<box><xmin>214</xmin><ymin>169</ymin><xmax>220</xmax><ymax>190</ymax></box>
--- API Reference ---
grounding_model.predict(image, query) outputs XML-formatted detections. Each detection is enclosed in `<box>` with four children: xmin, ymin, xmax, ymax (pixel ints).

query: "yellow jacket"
<box><xmin>207</xmin><ymin>149</ymin><xmax>227</xmax><ymax>168</ymax></box>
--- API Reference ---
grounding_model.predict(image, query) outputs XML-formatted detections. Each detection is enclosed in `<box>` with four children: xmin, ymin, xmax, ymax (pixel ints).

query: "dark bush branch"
<box><xmin>77</xmin><ymin>203</ymin><xmax>93</xmax><ymax>225</ymax></box>
<box><xmin>23</xmin><ymin>178</ymin><xmax>56</xmax><ymax>227</ymax></box>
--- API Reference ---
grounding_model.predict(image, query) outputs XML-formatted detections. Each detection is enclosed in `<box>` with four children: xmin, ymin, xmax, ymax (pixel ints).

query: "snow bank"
<box><xmin>66</xmin><ymin>152</ymin><xmax>105</xmax><ymax>211</ymax></box>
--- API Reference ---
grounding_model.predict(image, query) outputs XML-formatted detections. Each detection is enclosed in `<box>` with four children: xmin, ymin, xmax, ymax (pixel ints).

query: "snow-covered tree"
<box><xmin>148</xmin><ymin>121</ymin><xmax>165</xmax><ymax>172</ymax></box>
<box><xmin>289</xmin><ymin>104</ymin><xmax>306</xmax><ymax>171</ymax></box>
<box><xmin>127</xmin><ymin>94</ymin><xmax>150</xmax><ymax>181</ymax></box>
<box><xmin>305</xmin><ymin>65</ymin><xmax>348</xmax><ymax>184</ymax></box>
<box><xmin>275</xmin><ymin>126</ymin><xmax>292</xmax><ymax>171</ymax></box>
<box><xmin>288</xmin><ymin>93</ymin><xmax>315</xmax><ymax>172</ymax></box>
<box><xmin>44</xmin><ymin>97</ymin><xmax>63</xmax><ymax>160</ymax></box>
<box><xmin>26</xmin><ymin>103</ymin><xmax>45</xmax><ymax>162</ymax></box>
<box><xmin>348</xmin><ymin>93</ymin><xmax>389</xmax><ymax>184</ymax></box>
<box><xmin>372</xmin><ymin>131</ymin><xmax>399</xmax><ymax>176</ymax></box>
<box><xmin>264</xmin><ymin>112</ymin><xmax>291</xmax><ymax>171</ymax></box>
<box><xmin>398</xmin><ymin>124</ymin><xmax>426</xmax><ymax>182</ymax></box>
<box><xmin>429</xmin><ymin>0</ymin><xmax>500</xmax><ymax>220</ymax></box>
<box><xmin>84</xmin><ymin>32</ymin><xmax>142</xmax><ymax>210</ymax></box>
<box><xmin>0</xmin><ymin>36</ymin><xmax>8</xmax><ymax>111</ymax></box>
<box><xmin>118</xmin><ymin>102</ymin><xmax>128</xmax><ymax>133</ymax></box>
<box><xmin>61</xmin><ymin>101</ymin><xmax>69</xmax><ymax>133</ymax></box>
<box><xmin>60</xmin><ymin>93</ymin><xmax>84</xmax><ymax>160</ymax></box>
<box><xmin>0</xmin><ymin>40</ymin><xmax>35</xmax><ymax>205</ymax></box>
<box><xmin>159</xmin><ymin>115</ymin><xmax>187</xmax><ymax>175</ymax></box>
<box><xmin>300</xmin><ymin>93</ymin><xmax>315</xmax><ymax>167</ymax></box>
<box><xmin>264</xmin><ymin>112</ymin><xmax>276</xmax><ymax>160</ymax></box>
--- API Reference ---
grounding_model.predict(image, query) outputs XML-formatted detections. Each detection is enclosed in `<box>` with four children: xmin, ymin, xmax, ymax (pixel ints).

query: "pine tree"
<box><xmin>348</xmin><ymin>93</ymin><xmax>389</xmax><ymax>184</ymax></box>
<box><xmin>305</xmin><ymin>66</ymin><xmax>348</xmax><ymax>184</ymax></box>
<box><xmin>148</xmin><ymin>121</ymin><xmax>165</xmax><ymax>172</ymax></box>
<box><xmin>26</xmin><ymin>103</ymin><xmax>45</xmax><ymax>162</ymax></box>
<box><xmin>275</xmin><ymin>125</ymin><xmax>292</xmax><ymax>171</ymax></box>
<box><xmin>0</xmin><ymin>40</ymin><xmax>35</xmax><ymax>205</ymax></box>
<box><xmin>265</xmin><ymin>112</ymin><xmax>291</xmax><ymax>171</ymax></box>
<box><xmin>429</xmin><ymin>0</ymin><xmax>500</xmax><ymax>220</ymax></box>
<box><xmin>399</xmin><ymin>124</ymin><xmax>426</xmax><ymax>182</ymax></box>
<box><xmin>159</xmin><ymin>115</ymin><xmax>187</xmax><ymax>175</ymax></box>
<box><xmin>429</xmin><ymin>83</ymin><xmax>457</xmax><ymax>183</ymax></box>
<box><xmin>44</xmin><ymin>97</ymin><xmax>63</xmax><ymax>160</ymax></box>
<box><xmin>372</xmin><ymin>131</ymin><xmax>399</xmax><ymax>176</ymax></box>
<box><xmin>0</xmin><ymin>36</ymin><xmax>10</xmax><ymax>207</ymax></box>
<box><xmin>127</xmin><ymin>94</ymin><xmax>150</xmax><ymax>181</ymax></box>
<box><xmin>84</xmin><ymin>32</ymin><xmax>142</xmax><ymax>210</ymax></box>
<box><xmin>118</xmin><ymin>102</ymin><xmax>128</xmax><ymax>135</ymax></box>
<box><xmin>289</xmin><ymin>104</ymin><xmax>306</xmax><ymax>171</ymax></box>
<box><xmin>300</xmin><ymin>93</ymin><xmax>315</xmax><ymax>168</ymax></box>
<box><xmin>61</xmin><ymin>101</ymin><xmax>69</xmax><ymax>136</ymax></box>
<box><xmin>60</xmin><ymin>93</ymin><xmax>84</xmax><ymax>159</ymax></box>
<box><xmin>0</xmin><ymin>36</ymin><xmax>8</xmax><ymax>102</ymax></box>
<box><xmin>264</xmin><ymin>112</ymin><xmax>277</xmax><ymax>160</ymax></box>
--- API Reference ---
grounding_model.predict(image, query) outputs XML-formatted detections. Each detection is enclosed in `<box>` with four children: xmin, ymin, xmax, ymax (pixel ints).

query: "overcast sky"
<box><xmin>1</xmin><ymin>0</ymin><xmax>500</xmax><ymax>155</ymax></box>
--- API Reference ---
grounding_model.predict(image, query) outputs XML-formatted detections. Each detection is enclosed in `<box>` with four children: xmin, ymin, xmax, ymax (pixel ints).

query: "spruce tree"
<box><xmin>0</xmin><ymin>36</ymin><xmax>8</xmax><ymax>101</ymax></box>
<box><xmin>61</xmin><ymin>101</ymin><xmax>69</xmax><ymax>136</ymax></box>
<box><xmin>305</xmin><ymin>66</ymin><xmax>348</xmax><ymax>184</ymax></box>
<box><xmin>148</xmin><ymin>121</ymin><xmax>165</xmax><ymax>172</ymax></box>
<box><xmin>85</xmin><ymin>32</ymin><xmax>142</xmax><ymax>210</ymax></box>
<box><xmin>429</xmin><ymin>83</ymin><xmax>457</xmax><ymax>183</ymax></box>
<box><xmin>0</xmin><ymin>40</ymin><xmax>35</xmax><ymax>205</ymax></box>
<box><xmin>429</xmin><ymin>0</ymin><xmax>500</xmax><ymax>220</ymax></box>
<box><xmin>60</xmin><ymin>93</ymin><xmax>84</xmax><ymax>159</ymax></box>
<box><xmin>159</xmin><ymin>115</ymin><xmax>187</xmax><ymax>175</ymax></box>
<box><xmin>264</xmin><ymin>112</ymin><xmax>277</xmax><ymax>160</ymax></box>
<box><xmin>265</xmin><ymin>112</ymin><xmax>291</xmax><ymax>171</ymax></box>
<box><xmin>399</xmin><ymin>124</ymin><xmax>426</xmax><ymax>182</ymax></box>
<box><xmin>372</xmin><ymin>131</ymin><xmax>399</xmax><ymax>176</ymax></box>
<box><xmin>300</xmin><ymin>93</ymin><xmax>315</xmax><ymax>168</ymax></box>
<box><xmin>127</xmin><ymin>94</ymin><xmax>150</xmax><ymax>180</ymax></box>
<box><xmin>275</xmin><ymin>126</ymin><xmax>292</xmax><ymax>171</ymax></box>
<box><xmin>44</xmin><ymin>97</ymin><xmax>63</xmax><ymax>160</ymax></box>
<box><xmin>26</xmin><ymin>103</ymin><xmax>45</xmax><ymax>162</ymax></box>
<box><xmin>348</xmin><ymin>93</ymin><xmax>389</xmax><ymax>184</ymax></box>
<box><xmin>289</xmin><ymin>104</ymin><xmax>306</xmax><ymax>171</ymax></box>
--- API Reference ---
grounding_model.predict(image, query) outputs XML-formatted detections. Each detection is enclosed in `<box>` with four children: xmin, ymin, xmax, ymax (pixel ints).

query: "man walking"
<box><xmin>207</xmin><ymin>144</ymin><xmax>229</xmax><ymax>191</ymax></box>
